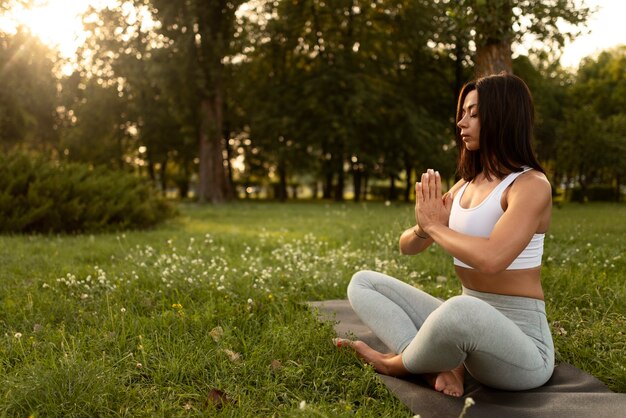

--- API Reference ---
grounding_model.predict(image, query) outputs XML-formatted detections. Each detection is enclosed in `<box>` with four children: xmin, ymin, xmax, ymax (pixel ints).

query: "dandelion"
<box><xmin>14</xmin><ymin>332</ymin><xmax>22</xmax><ymax>339</ymax></box>
<box><xmin>120</xmin><ymin>307</ymin><xmax>126</xmax><ymax>313</ymax></box>
<box><xmin>459</xmin><ymin>397</ymin><xmax>475</xmax><ymax>418</ymax></box>
<box><xmin>299</xmin><ymin>400</ymin><xmax>307</xmax><ymax>410</ymax></box>
<box><xmin>136</xmin><ymin>362</ymin><xmax>142</xmax><ymax>368</ymax></box>
<box><xmin>172</xmin><ymin>303</ymin><xmax>183</xmax><ymax>310</ymax></box>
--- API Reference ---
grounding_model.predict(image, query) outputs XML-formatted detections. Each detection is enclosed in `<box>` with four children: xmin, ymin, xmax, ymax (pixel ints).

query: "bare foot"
<box><xmin>333</xmin><ymin>338</ymin><xmax>407</xmax><ymax>376</ymax></box>
<box><xmin>334</xmin><ymin>338</ymin><xmax>464</xmax><ymax>396</ymax></box>
<box><xmin>426</xmin><ymin>364</ymin><xmax>465</xmax><ymax>397</ymax></box>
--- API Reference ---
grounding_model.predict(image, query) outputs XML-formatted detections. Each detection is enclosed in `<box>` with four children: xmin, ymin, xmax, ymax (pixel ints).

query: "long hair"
<box><xmin>456</xmin><ymin>73</ymin><xmax>545</xmax><ymax>181</ymax></box>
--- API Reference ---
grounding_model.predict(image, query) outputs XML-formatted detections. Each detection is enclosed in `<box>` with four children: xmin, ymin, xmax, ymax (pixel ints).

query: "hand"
<box><xmin>415</xmin><ymin>169</ymin><xmax>452</xmax><ymax>234</ymax></box>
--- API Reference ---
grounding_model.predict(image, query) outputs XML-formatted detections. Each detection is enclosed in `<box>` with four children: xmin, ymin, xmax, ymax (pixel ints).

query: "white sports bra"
<box><xmin>449</xmin><ymin>167</ymin><xmax>544</xmax><ymax>270</ymax></box>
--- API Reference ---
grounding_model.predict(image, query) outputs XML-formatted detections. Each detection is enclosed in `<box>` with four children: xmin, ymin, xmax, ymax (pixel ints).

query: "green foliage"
<box><xmin>0</xmin><ymin>152</ymin><xmax>174</xmax><ymax>233</ymax></box>
<box><xmin>556</xmin><ymin>47</ymin><xmax>626</xmax><ymax>194</ymax></box>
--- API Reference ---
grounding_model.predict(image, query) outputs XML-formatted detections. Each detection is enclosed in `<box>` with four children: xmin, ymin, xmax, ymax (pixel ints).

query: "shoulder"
<box><xmin>508</xmin><ymin>170</ymin><xmax>552</xmax><ymax>205</ymax></box>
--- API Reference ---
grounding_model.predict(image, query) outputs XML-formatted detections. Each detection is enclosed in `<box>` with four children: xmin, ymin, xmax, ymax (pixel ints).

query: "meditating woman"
<box><xmin>335</xmin><ymin>73</ymin><xmax>554</xmax><ymax>397</ymax></box>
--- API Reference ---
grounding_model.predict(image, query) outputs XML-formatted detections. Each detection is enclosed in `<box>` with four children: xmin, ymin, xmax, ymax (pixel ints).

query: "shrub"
<box><xmin>569</xmin><ymin>185</ymin><xmax>621</xmax><ymax>202</ymax></box>
<box><xmin>0</xmin><ymin>152</ymin><xmax>175</xmax><ymax>233</ymax></box>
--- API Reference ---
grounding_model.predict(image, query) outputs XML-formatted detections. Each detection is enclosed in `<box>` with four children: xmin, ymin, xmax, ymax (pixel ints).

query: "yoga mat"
<box><xmin>308</xmin><ymin>299</ymin><xmax>626</xmax><ymax>418</ymax></box>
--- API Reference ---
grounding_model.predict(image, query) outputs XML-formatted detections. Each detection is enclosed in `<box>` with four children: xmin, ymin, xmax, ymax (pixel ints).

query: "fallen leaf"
<box><xmin>207</xmin><ymin>388</ymin><xmax>232</xmax><ymax>408</ymax></box>
<box><xmin>209</xmin><ymin>326</ymin><xmax>224</xmax><ymax>342</ymax></box>
<box><xmin>221</xmin><ymin>348</ymin><xmax>241</xmax><ymax>363</ymax></box>
<box><xmin>270</xmin><ymin>359</ymin><xmax>283</xmax><ymax>371</ymax></box>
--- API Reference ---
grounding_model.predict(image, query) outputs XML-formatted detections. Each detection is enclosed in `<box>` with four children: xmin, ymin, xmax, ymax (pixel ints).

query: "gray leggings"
<box><xmin>347</xmin><ymin>270</ymin><xmax>554</xmax><ymax>390</ymax></box>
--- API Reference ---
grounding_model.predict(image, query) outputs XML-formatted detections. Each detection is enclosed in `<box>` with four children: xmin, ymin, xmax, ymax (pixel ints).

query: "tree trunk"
<box><xmin>160</xmin><ymin>158</ymin><xmax>168</xmax><ymax>197</ymax></box>
<box><xmin>352</xmin><ymin>165</ymin><xmax>362</xmax><ymax>202</ymax></box>
<box><xmin>578</xmin><ymin>164</ymin><xmax>587</xmax><ymax>203</ymax></box>
<box><xmin>388</xmin><ymin>174</ymin><xmax>397</xmax><ymax>201</ymax></box>
<box><xmin>363</xmin><ymin>172</ymin><xmax>369</xmax><ymax>201</ymax></box>
<box><xmin>178</xmin><ymin>160</ymin><xmax>190</xmax><ymax>199</ymax></box>
<box><xmin>223</xmin><ymin>123</ymin><xmax>234</xmax><ymax>191</ymax></box>
<box><xmin>198</xmin><ymin>94</ymin><xmax>232</xmax><ymax>203</ymax></box>
<box><xmin>403</xmin><ymin>160</ymin><xmax>413</xmax><ymax>202</ymax></box>
<box><xmin>277</xmin><ymin>160</ymin><xmax>287</xmax><ymax>202</ymax></box>
<box><xmin>147</xmin><ymin>156</ymin><xmax>156</xmax><ymax>183</ymax></box>
<box><xmin>323</xmin><ymin>169</ymin><xmax>333</xmax><ymax>199</ymax></box>
<box><xmin>475</xmin><ymin>39</ymin><xmax>513</xmax><ymax>77</ymax></box>
<box><xmin>334</xmin><ymin>156</ymin><xmax>345</xmax><ymax>202</ymax></box>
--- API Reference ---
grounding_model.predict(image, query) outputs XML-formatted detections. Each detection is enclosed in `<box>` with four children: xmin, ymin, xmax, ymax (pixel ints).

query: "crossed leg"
<box><xmin>342</xmin><ymin>270</ymin><xmax>466</xmax><ymax>397</ymax></box>
<box><xmin>334</xmin><ymin>338</ymin><xmax>465</xmax><ymax>397</ymax></box>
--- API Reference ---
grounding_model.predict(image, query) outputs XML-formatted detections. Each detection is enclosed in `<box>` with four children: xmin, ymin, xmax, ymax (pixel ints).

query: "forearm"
<box><xmin>424</xmin><ymin>224</ymin><xmax>511</xmax><ymax>274</ymax></box>
<box><xmin>399</xmin><ymin>226</ymin><xmax>433</xmax><ymax>255</ymax></box>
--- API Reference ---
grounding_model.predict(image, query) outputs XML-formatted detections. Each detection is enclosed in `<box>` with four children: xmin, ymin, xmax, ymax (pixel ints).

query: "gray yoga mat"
<box><xmin>308</xmin><ymin>299</ymin><xmax>626</xmax><ymax>418</ymax></box>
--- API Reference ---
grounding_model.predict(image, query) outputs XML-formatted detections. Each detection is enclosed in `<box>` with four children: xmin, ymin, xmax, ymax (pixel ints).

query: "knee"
<box><xmin>347</xmin><ymin>270</ymin><xmax>377</xmax><ymax>301</ymax></box>
<box><xmin>427</xmin><ymin>296</ymin><xmax>485</xmax><ymax>335</ymax></box>
<box><xmin>438</xmin><ymin>295</ymin><xmax>484</xmax><ymax>319</ymax></box>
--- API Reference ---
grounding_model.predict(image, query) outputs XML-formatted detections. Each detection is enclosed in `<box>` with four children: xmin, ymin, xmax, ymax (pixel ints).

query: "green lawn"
<box><xmin>1</xmin><ymin>201</ymin><xmax>624</xmax><ymax>417</ymax></box>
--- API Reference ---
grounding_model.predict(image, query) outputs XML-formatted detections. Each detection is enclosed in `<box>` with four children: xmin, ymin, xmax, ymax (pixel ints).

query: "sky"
<box><xmin>0</xmin><ymin>0</ymin><xmax>624</xmax><ymax>69</ymax></box>
<box><xmin>559</xmin><ymin>0</ymin><xmax>626</xmax><ymax>68</ymax></box>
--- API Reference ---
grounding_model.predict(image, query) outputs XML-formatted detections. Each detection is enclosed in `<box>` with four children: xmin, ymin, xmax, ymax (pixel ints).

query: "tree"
<box><xmin>452</xmin><ymin>0</ymin><xmax>591</xmax><ymax>76</ymax></box>
<box><xmin>148</xmin><ymin>0</ymin><xmax>242</xmax><ymax>203</ymax></box>
<box><xmin>0</xmin><ymin>30</ymin><xmax>58</xmax><ymax>153</ymax></box>
<box><xmin>560</xmin><ymin>47</ymin><xmax>626</xmax><ymax>200</ymax></box>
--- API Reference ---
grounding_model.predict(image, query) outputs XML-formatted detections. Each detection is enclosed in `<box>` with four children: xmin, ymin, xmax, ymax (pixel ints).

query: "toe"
<box><xmin>333</xmin><ymin>338</ymin><xmax>351</xmax><ymax>347</ymax></box>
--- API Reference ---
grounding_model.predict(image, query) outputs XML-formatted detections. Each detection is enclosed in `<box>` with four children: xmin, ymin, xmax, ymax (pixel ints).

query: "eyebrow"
<box><xmin>462</xmin><ymin>103</ymin><xmax>478</xmax><ymax>113</ymax></box>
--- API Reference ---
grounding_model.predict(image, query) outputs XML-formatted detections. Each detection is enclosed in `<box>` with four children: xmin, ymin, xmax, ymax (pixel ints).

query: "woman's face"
<box><xmin>457</xmin><ymin>90</ymin><xmax>480</xmax><ymax>151</ymax></box>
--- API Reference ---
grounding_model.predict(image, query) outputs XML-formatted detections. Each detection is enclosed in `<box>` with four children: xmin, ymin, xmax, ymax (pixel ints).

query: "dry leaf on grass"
<box><xmin>270</xmin><ymin>359</ymin><xmax>283</xmax><ymax>371</ymax></box>
<box><xmin>221</xmin><ymin>348</ymin><xmax>241</xmax><ymax>363</ymax></box>
<box><xmin>209</xmin><ymin>326</ymin><xmax>224</xmax><ymax>342</ymax></box>
<box><xmin>206</xmin><ymin>388</ymin><xmax>234</xmax><ymax>408</ymax></box>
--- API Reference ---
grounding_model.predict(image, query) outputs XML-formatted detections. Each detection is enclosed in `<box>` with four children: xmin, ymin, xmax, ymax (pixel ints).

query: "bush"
<box><xmin>0</xmin><ymin>152</ymin><xmax>175</xmax><ymax>233</ymax></box>
<box><xmin>569</xmin><ymin>185</ymin><xmax>621</xmax><ymax>202</ymax></box>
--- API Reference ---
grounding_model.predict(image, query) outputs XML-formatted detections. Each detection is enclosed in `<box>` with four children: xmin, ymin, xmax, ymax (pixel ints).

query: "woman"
<box><xmin>335</xmin><ymin>73</ymin><xmax>554</xmax><ymax>397</ymax></box>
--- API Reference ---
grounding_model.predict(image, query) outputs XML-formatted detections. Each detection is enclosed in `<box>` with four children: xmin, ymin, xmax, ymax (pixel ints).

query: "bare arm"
<box><xmin>418</xmin><ymin>170</ymin><xmax>551</xmax><ymax>274</ymax></box>
<box><xmin>399</xmin><ymin>225</ymin><xmax>433</xmax><ymax>255</ymax></box>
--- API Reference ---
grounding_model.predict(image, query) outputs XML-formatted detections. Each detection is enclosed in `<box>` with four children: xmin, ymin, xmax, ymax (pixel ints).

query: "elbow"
<box><xmin>474</xmin><ymin>255</ymin><xmax>510</xmax><ymax>275</ymax></box>
<box><xmin>399</xmin><ymin>243</ymin><xmax>413</xmax><ymax>256</ymax></box>
<box><xmin>479</xmin><ymin>263</ymin><xmax>506</xmax><ymax>275</ymax></box>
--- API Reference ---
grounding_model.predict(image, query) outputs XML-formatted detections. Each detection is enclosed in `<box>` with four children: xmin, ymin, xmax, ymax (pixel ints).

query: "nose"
<box><xmin>457</xmin><ymin>115</ymin><xmax>467</xmax><ymax>128</ymax></box>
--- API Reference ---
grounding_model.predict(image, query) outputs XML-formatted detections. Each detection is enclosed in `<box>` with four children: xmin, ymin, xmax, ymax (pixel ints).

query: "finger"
<box><xmin>427</xmin><ymin>169</ymin><xmax>436</xmax><ymax>199</ymax></box>
<box><xmin>416</xmin><ymin>182</ymin><xmax>424</xmax><ymax>203</ymax></box>
<box><xmin>435</xmin><ymin>171</ymin><xmax>442</xmax><ymax>199</ymax></box>
<box><xmin>422</xmin><ymin>172</ymin><xmax>430</xmax><ymax>200</ymax></box>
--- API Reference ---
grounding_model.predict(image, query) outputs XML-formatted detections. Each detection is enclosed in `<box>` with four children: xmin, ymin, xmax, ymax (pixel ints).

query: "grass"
<box><xmin>0</xmin><ymin>201</ymin><xmax>624</xmax><ymax>417</ymax></box>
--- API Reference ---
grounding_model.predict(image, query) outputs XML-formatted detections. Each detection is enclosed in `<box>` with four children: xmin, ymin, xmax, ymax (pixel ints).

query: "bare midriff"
<box><xmin>455</xmin><ymin>266</ymin><xmax>544</xmax><ymax>300</ymax></box>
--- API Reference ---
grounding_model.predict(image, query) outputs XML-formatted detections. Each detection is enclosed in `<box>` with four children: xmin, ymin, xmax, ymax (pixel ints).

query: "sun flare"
<box><xmin>0</xmin><ymin>0</ymin><xmax>118</xmax><ymax>58</ymax></box>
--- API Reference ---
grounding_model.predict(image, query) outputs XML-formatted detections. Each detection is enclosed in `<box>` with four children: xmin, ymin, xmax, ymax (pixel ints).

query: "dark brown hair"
<box><xmin>455</xmin><ymin>72</ymin><xmax>544</xmax><ymax>181</ymax></box>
